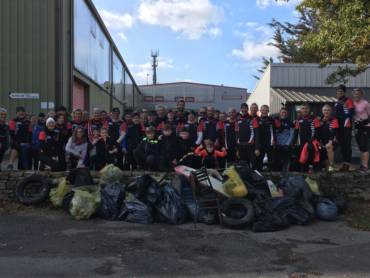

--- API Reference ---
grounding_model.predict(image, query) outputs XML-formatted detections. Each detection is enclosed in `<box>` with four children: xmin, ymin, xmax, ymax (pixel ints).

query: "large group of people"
<box><xmin>0</xmin><ymin>84</ymin><xmax>369</xmax><ymax>173</ymax></box>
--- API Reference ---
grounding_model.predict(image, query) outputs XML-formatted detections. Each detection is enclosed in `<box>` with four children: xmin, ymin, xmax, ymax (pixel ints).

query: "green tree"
<box><xmin>267</xmin><ymin>0</ymin><xmax>370</xmax><ymax>83</ymax></box>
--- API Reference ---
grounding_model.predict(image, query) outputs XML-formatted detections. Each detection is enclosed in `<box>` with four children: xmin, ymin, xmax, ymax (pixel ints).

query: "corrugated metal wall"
<box><xmin>0</xmin><ymin>0</ymin><xmax>58</xmax><ymax>117</ymax></box>
<box><xmin>270</xmin><ymin>64</ymin><xmax>370</xmax><ymax>88</ymax></box>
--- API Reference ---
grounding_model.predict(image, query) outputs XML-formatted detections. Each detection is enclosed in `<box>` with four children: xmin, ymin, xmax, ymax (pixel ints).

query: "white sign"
<box><xmin>48</xmin><ymin>102</ymin><xmax>55</xmax><ymax>109</ymax></box>
<box><xmin>41</xmin><ymin>102</ymin><xmax>48</xmax><ymax>109</ymax></box>
<box><xmin>9</xmin><ymin>92</ymin><xmax>40</xmax><ymax>100</ymax></box>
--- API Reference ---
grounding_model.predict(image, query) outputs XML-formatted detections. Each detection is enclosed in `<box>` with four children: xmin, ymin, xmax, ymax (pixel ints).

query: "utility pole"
<box><xmin>151</xmin><ymin>50</ymin><xmax>159</xmax><ymax>85</ymax></box>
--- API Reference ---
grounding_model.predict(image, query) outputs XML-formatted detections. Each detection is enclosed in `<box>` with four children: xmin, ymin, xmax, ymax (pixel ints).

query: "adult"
<box><xmin>353</xmin><ymin>88</ymin><xmax>370</xmax><ymax>172</ymax></box>
<box><xmin>196</xmin><ymin>106</ymin><xmax>219</xmax><ymax>146</ymax></box>
<box><xmin>155</xmin><ymin>105</ymin><xmax>167</xmax><ymax>125</ymax></box>
<box><xmin>65</xmin><ymin>127</ymin><xmax>88</xmax><ymax>169</ymax></box>
<box><xmin>8</xmin><ymin>106</ymin><xmax>32</xmax><ymax>170</ymax></box>
<box><xmin>0</xmin><ymin>108</ymin><xmax>9</xmax><ymax>171</ymax></box>
<box><xmin>334</xmin><ymin>84</ymin><xmax>354</xmax><ymax>171</ymax></box>
<box><xmin>223</xmin><ymin>108</ymin><xmax>238</xmax><ymax>164</ymax></box>
<box><xmin>88</xmin><ymin>108</ymin><xmax>104</xmax><ymax>140</ymax></box>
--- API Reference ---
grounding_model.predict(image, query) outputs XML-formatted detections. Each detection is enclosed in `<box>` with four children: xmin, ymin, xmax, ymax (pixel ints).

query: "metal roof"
<box><xmin>272</xmin><ymin>88</ymin><xmax>337</xmax><ymax>103</ymax></box>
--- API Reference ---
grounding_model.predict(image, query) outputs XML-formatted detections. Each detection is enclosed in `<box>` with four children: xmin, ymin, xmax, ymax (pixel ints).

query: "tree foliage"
<box><xmin>265</xmin><ymin>0</ymin><xmax>370</xmax><ymax>83</ymax></box>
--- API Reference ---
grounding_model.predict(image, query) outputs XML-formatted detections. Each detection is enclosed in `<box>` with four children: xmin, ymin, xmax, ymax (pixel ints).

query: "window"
<box><xmin>124</xmin><ymin>70</ymin><xmax>133</xmax><ymax>108</ymax></box>
<box><xmin>74</xmin><ymin>0</ymin><xmax>110</xmax><ymax>87</ymax></box>
<box><xmin>112</xmin><ymin>51</ymin><xmax>124</xmax><ymax>101</ymax></box>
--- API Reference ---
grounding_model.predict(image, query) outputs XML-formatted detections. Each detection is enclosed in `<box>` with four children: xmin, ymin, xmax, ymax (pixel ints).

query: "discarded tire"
<box><xmin>221</xmin><ymin>198</ymin><xmax>255</xmax><ymax>229</ymax></box>
<box><xmin>15</xmin><ymin>174</ymin><xmax>51</xmax><ymax>205</ymax></box>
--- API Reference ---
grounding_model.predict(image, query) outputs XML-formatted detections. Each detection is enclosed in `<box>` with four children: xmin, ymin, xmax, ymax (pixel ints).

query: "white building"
<box><xmin>248</xmin><ymin>63</ymin><xmax>370</xmax><ymax>117</ymax></box>
<box><xmin>139</xmin><ymin>82</ymin><xmax>249</xmax><ymax>112</ymax></box>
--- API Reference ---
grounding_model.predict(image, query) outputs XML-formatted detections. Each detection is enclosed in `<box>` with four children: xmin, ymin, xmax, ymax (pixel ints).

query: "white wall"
<box><xmin>247</xmin><ymin>65</ymin><xmax>271</xmax><ymax>108</ymax></box>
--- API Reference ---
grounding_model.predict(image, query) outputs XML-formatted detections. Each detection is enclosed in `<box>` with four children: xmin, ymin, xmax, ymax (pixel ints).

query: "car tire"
<box><xmin>221</xmin><ymin>198</ymin><xmax>255</xmax><ymax>229</ymax></box>
<box><xmin>15</xmin><ymin>174</ymin><xmax>51</xmax><ymax>205</ymax></box>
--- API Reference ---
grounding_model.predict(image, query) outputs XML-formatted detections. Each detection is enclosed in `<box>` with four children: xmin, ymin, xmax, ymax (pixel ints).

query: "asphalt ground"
<box><xmin>1</xmin><ymin>207</ymin><xmax>370</xmax><ymax>278</ymax></box>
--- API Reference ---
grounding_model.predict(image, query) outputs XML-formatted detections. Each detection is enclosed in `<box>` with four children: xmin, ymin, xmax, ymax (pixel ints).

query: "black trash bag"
<box><xmin>98</xmin><ymin>183</ymin><xmax>125</xmax><ymax>220</ymax></box>
<box><xmin>119</xmin><ymin>199</ymin><xmax>153</xmax><ymax>224</ymax></box>
<box><xmin>130</xmin><ymin>175</ymin><xmax>161</xmax><ymax>206</ymax></box>
<box><xmin>315</xmin><ymin>197</ymin><xmax>338</xmax><ymax>221</ymax></box>
<box><xmin>62</xmin><ymin>191</ymin><xmax>75</xmax><ymax>214</ymax></box>
<box><xmin>252</xmin><ymin>197</ymin><xmax>311</xmax><ymax>233</ymax></box>
<box><xmin>234</xmin><ymin>163</ymin><xmax>271</xmax><ymax>201</ymax></box>
<box><xmin>155</xmin><ymin>184</ymin><xmax>188</xmax><ymax>225</ymax></box>
<box><xmin>67</xmin><ymin>168</ymin><xmax>94</xmax><ymax>187</ymax></box>
<box><xmin>277</xmin><ymin>176</ymin><xmax>313</xmax><ymax>202</ymax></box>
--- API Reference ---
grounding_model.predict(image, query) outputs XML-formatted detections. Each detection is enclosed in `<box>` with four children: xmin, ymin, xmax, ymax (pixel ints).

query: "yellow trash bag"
<box><xmin>222</xmin><ymin>166</ymin><xmax>248</xmax><ymax>197</ymax></box>
<box><xmin>305</xmin><ymin>177</ymin><xmax>321</xmax><ymax>195</ymax></box>
<box><xmin>70</xmin><ymin>186</ymin><xmax>101</xmax><ymax>220</ymax></box>
<box><xmin>99</xmin><ymin>164</ymin><xmax>124</xmax><ymax>184</ymax></box>
<box><xmin>50</xmin><ymin>178</ymin><xmax>71</xmax><ymax>207</ymax></box>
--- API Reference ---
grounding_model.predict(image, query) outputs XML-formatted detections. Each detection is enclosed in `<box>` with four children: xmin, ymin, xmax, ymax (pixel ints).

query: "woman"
<box><xmin>65</xmin><ymin>127</ymin><xmax>88</xmax><ymax>169</ymax></box>
<box><xmin>38</xmin><ymin>118</ymin><xmax>65</xmax><ymax>171</ymax></box>
<box><xmin>318</xmin><ymin>105</ymin><xmax>338</xmax><ymax>172</ymax></box>
<box><xmin>353</xmin><ymin>88</ymin><xmax>370</xmax><ymax>172</ymax></box>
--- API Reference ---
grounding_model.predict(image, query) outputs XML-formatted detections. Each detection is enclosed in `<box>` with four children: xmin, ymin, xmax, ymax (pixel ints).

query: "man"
<box><xmin>196</xmin><ymin>106</ymin><xmax>219</xmax><ymax>146</ymax></box>
<box><xmin>274</xmin><ymin>107</ymin><xmax>295</xmax><ymax>174</ymax></box>
<box><xmin>104</xmin><ymin>108</ymin><xmax>127</xmax><ymax>169</ymax></box>
<box><xmin>0</xmin><ymin>108</ymin><xmax>9</xmax><ymax>171</ymax></box>
<box><xmin>88</xmin><ymin>108</ymin><xmax>104</xmax><ymax>140</ymax></box>
<box><xmin>8</xmin><ymin>106</ymin><xmax>32</xmax><ymax>170</ymax></box>
<box><xmin>198</xmin><ymin>106</ymin><xmax>207</xmax><ymax>122</ymax></box>
<box><xmin>123</xmin><ymin>113</ymin><xmax>143</xmax><ymax>170</ymax></box>
<box><xmin>71</xmin><ymin>109</ymin><xmax>87</xmax><ymax>131</ymax></box>
<box><xmin>155</xmin><ymin>105</ymin><xmax>167</xmax><ymax>125</ymax></box>
<box><xmin>334</xmin><ymin>84</ymin><xmax>354</xmax><ymax>171</ymax></box>
<box><xmin>176</xmin><ymin>99</ymin><xmax>186</xmax><ymax>113</ymax></box>
<box><xmin>222</xmin><ymin>108</ymin><xmax>239</xmax><ymax>164</ymax></box>
<box><xmin>236</xmin><ymin>104</ymin><xmax>260</xmax><ymax>169</ymax></box>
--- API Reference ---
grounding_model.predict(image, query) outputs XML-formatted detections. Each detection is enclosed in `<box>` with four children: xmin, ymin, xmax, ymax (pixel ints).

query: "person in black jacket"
<box><xmin>273</xmin><ymin>107</ymin><xmax>295</xmax><ymax>174</ymax></box>
<box><xmin>256</xmin><ymin>105</ymin><xmax>276</xmax><ymax>171</ymax></box>
<box><xmin>38</xmin><ymin>118</ymin><xmax>65</xmax><ymax>171</ymax></box>
<box><xmin>176</xmin><ymin>127</ymin><xmax>195</xmax><ymax>167</ymax></box>
<box><xmin>124</xmin><ymin>113</ymin><xmax>143</xmax><ymax>170</ymax></box>
<box><xmin>0</xmin><ymin>108</ymin><xmax>9</xmax><ymax>171</ymax></box>
<box><xmin>159</xmin><ymin>124</ymin><xmax>178</xmax><ymax>170</ymax></box>
<box><xmin>134</xmin><ymin>126</ymin><xmax>161</xmax><ymax>171</ymax></box>
<box><xmin>95</xmin><ymin>127</ymin><xmax>118</xmax><ymax>170</ymax></box>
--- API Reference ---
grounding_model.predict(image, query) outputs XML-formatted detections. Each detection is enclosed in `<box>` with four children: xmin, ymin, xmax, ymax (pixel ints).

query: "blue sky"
<box><xmin>92</xmin><ymin>0</ymin><xmax>300</xmax><ymax>91</ymax></box>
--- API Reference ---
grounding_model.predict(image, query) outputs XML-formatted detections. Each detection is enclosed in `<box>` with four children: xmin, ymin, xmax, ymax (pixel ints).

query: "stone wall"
<box><xmin>1</xmin><ymin>171</ymin><xmax>370</xmax><ymax>202</ymax></box>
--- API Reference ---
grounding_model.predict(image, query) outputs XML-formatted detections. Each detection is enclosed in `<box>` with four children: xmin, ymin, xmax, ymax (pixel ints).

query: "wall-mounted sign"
<box><xmin>9</xmin><ymin>92</ymin><xmax>40</xmax><ymax>99</ymax></box>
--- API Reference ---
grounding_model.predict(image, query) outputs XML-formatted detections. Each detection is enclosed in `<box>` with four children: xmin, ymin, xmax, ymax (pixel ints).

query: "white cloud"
<box><xmin>117</xmin><ymin>32</ymin><xmax>128</xmax><ymax>42</ymax></box>
<box><xmin>99</xmin><ymin>10</ymin><xmax>134</xmax><ymax>30</ymax></box>
<box><xmin>256</xmin><ymin>0</ymin><xmax>300</xmax><ymax>9</ymax></box>
<box><xmin>231</xmin><ymin>40</ymin><xmax>280</xmax><ymax>61</ymax></box>
<box><xmin>130</xmin><ymin>57</ymin><xmax>174</xmax><ymax>84</ymax></box>
<box><xmin>138</xmin><ymin>0</ymin><xmax>224</xmax><ymax>40</ymax></box>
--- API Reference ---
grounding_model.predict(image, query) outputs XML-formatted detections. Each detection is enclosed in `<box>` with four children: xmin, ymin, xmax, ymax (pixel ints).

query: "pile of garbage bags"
<box><xmin>36</xmin><ymin>163</ymin><xmax>347</xmax><ymax>232</ymax></box>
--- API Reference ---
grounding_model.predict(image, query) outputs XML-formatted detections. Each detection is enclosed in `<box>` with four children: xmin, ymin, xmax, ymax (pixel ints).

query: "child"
<box><xmin>0</xmin><ymin>108</ymin><xmax>9</xmax><ymax>171</ymax></box>
<box><xmin>38</xmin><ymin>118</ymin><xmax>65</xmax><ymax>171</ymax></box>
<box><xmin>31</xmin><ymin>113</ymin><xmax>45</xmax><ymax>170</ymax></box>
<box><xmin>65</xmin><ymin>127</ymin><xmax>88</xmax><ymax>169</ymax></box>
<box><xmin>134</xmin><ymin>126</ymin><xmax>161</xmax><ymax>171</ymax></box>
<box><xmin>159</xmin><ymin>124</ymin><xmax>178</xmax><ymax>170</ymax></box>
<box><xmin>194</xmin><ymin>140</ymin><xmax>227</xmax><ymax>169</ymax></box>
<box><xmin>94</xmin><ymin>128</ymin><xmax>118</xmax><ymax>170</ymax></box>
<box><xmin>176</xmin><ymin>127</ymin><xmax>195</xmax><ymax>167</ymax></box>
<box><xmin>318</xmin><ymin>105</ymin><xmax>338</xmax><ymax>172</ymax></box>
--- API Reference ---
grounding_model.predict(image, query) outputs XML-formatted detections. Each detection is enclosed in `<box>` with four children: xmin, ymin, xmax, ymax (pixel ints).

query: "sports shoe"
<box><xmin>357</xmin><ymin>165</ymin><xmax>368</xmax><ymax>173</ymax></box>
<box><xmin>327</xmin><ymin>165</ymin><xmax>334</xmax><ymax>172</ymax></box>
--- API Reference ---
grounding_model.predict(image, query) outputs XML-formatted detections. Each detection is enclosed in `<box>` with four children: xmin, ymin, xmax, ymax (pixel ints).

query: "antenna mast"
<box><xmin>151</xmin><ymin>50</ymin><xmax>159</xmax><ymax>85</ymax></box>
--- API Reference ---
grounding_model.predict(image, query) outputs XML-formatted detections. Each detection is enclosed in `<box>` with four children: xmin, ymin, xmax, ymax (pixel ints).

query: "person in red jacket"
<box><xmin>194</xmin><ymin>139</ymin><xmax>227</xmax><ymax>169</ymax></box>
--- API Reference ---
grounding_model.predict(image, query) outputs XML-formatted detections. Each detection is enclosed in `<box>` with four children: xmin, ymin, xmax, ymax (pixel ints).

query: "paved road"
<box><xmin>0</xmin><ymin>210</ymin><xmax>370</xmax><ymax>278</ymax></box>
